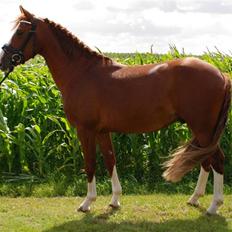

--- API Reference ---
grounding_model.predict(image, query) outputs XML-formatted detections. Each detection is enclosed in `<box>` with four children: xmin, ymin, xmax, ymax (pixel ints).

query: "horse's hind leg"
<box><xmin>188</xmin><ymin>159</ymin><xmax>210</xmax><ymax>206</ymax></box>
<box><xmin>188</xmin><ymin>145</ymin><xmax>224</xmax><ymax>214</ymax></box>
<box><xmin>207</xmin><ymin>146</ymin><xmax>224</xmax><ymax>215</ymax></box>
<box><xmin>97</xmin><ymin>132</ymin><xmax>122</xmax><ymax>208</ymax></box>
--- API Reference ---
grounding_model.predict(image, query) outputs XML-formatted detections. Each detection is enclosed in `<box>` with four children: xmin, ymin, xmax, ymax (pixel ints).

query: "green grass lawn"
<box><xmin>0</xmin><ymin>194</ymin><xmax>231</xmax><ymax>232</ymax></box>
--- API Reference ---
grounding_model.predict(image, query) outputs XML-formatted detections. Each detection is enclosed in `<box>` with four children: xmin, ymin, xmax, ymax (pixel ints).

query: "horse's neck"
<box><xmin>38</xmin><ymin>32</ymin><xmax>112</xmax><ymax>94</ymax></box>
<box><xmin>39</xmin><ymin>38</ymin><xmax>87</xmax><ymax>93</ymax></box>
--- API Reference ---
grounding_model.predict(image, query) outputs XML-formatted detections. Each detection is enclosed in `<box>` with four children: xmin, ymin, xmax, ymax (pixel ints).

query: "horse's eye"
<box><xmin>16</xmin><ymin>30</ymin><xmax>24</xmax><ymax>36</ymax></box>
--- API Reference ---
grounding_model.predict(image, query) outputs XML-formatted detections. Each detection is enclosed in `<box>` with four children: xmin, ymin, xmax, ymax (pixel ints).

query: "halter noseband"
<box><xmin>0</xmin><ymin>20</ymin><xmax>37</xmax><ymax>84</ymax></box>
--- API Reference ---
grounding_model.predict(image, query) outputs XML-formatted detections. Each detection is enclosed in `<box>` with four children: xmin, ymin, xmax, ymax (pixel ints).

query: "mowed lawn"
<box><xmin>0</xmin><ymin>194</ymin><xmax>231</xmax><ymax>232</ymax></box>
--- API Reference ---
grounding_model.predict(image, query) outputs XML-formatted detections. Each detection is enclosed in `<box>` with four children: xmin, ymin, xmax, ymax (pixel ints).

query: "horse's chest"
<box><xmin>63</xmin><ymin>95</ymin><xmax>99</xmax><ymax>128</ymax></box>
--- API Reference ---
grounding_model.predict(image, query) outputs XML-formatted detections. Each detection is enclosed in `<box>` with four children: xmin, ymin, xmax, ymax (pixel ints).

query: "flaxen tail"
<box><xmin>162</xmin><ymin>76</ymin><xmax>231</xmax><ymax>183</ymax></box>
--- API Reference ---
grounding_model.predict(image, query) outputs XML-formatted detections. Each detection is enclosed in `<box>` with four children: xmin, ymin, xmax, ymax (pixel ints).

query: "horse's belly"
<box><xmin>99</xmin><ymin>107</ymin><xmax>177</xmax><ymax>133</ymax></box>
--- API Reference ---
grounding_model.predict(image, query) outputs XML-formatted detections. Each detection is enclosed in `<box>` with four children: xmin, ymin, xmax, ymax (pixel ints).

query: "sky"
<box><xmin>0</xmin><ymin>0</ymin><xmax>232</xmax><ymax>55</ymax></box>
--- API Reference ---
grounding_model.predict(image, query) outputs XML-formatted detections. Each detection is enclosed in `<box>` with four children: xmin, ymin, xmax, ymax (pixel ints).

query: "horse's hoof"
<box><xmin>205</xmin><ymin>211</ymin><xmax>215</xmax><ymax>216</ymax></box>
<box><xmin>109</xmin><ymin>203</ymin><xmax>120</xmax><ymax>209</ymax></box>
<box><xmin>187</xmin><ymin>200</ymin><xmax>200</xmax><ymax>207</ymax></box>
<box><xmin>77</xmin><ymin>206</ymin><xmax>90</xmax><ymax>213</ymax></box>
<box><xmin>206</xmin><ymin>208</ymin><xmax>218</xmax><ymax>216</ymax></box>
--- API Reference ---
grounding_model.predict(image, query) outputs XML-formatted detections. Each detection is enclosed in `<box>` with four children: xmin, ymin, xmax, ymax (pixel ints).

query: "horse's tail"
<box><xmin>162</xmin><ymin>76</ymin><xmax>231</xmax><ymax>183</ymax></box>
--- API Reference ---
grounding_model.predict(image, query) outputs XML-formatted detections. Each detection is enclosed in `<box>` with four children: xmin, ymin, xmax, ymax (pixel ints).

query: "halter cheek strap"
<box><xmin>19</xmin><ymin>20</ymin><xmax>37</xmax><ymax>56</ymax></box>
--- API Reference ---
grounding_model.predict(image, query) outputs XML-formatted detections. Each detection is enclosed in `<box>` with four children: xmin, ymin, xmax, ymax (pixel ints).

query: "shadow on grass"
<box><xmin>43</xmin><ymin>207</ymin><xmax>230</xmax><ymax>232</ymax></box>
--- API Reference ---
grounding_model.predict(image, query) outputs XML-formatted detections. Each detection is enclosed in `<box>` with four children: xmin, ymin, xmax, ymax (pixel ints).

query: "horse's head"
<box><xmin>0</xmin><ymin>6</ymin><xmax>38</xmax><ymax>73</ymax></box>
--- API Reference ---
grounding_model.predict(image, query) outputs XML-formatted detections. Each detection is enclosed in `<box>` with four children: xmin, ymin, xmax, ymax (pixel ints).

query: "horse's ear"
<box><xmin>19</xmin><ymin>5</ymin><xmax>34</xmax><ymax>21</ymax></box>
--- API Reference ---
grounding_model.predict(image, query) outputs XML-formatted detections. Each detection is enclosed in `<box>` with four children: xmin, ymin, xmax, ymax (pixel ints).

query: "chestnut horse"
<box><xmin>0</xmin><ymin>6</ymin><xmax>231</xmax><ymax>215</ymax></box>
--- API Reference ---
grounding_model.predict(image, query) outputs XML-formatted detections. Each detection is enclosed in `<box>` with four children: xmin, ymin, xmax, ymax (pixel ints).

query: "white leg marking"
<box><xmin>207</xmin><ymin>169</ymin><xmax>224</xmax><ymax>215</ymax></box>
<box><xmin>188</xmin><ymin>167</ymin><xmax>209</xmax><ymax>206</ymax></box>
<box><xmin>110</xmin><ymin>165</ymin><xmax>122</xmax><ymax>208</ymax></box>
<box><xmin>78</xmin><ymin>176</ymin><xmax>97</xmax><ymax>212</ymax></box>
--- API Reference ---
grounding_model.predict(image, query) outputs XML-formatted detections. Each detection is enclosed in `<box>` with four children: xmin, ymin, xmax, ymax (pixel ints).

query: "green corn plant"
<box><xmin>0</xmin><ymin>49</ymin><xmax>231</xmax><ymax>188</ymax></box>
<box><xmin>47</xmin><ymin>115</ymin><xmax>83</xmax><ymax>175</ymax></box>
<box><xmin>25</xmin><ymin>123</ymin><xmax>60</xmax><ymax>177</ymax></box>
<box><xmin>14</xmin><ymin>123</ymin><xmax>28</xmax><ymax>173</ymax></box>
<box><xmin>0</xmin><ymin>108</ymin><xmax>14</xmax><ymax>173</ymax></box>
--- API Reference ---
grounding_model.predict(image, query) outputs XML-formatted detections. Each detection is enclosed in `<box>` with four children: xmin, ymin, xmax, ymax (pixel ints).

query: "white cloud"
<box><xmin>0</xmin><ymin>0</ymin><xmax>231</xmax><ymax>54</ymax></box>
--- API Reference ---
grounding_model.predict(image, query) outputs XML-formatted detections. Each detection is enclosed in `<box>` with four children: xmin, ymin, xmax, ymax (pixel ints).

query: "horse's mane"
<box><xmin>44</xmin><ymin>18</ymin><xmax>112</xmax><ymax>64</ymax></box>
<box><xmin>14</xmin><ymin>15</ymin><xmax>112</xmax><ymax>64</ymax></box>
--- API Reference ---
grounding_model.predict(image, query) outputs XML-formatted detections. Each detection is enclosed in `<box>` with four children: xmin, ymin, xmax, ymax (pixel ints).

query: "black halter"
<box><xmin>0</xmin><ymin>20</ymin><xmax>37</xmax><ymax>84</ymax></box>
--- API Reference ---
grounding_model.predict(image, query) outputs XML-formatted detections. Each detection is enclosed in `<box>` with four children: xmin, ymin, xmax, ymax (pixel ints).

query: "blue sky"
<box><xmin>0</xmin><ymin>0</ymin><xmax>232</xmax><ymax>54</ymax></box>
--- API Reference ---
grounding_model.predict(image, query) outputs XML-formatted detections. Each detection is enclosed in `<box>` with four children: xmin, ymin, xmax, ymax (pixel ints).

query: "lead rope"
<box><xmin>0</xmin><ymin>71</ymin><xmax>11</xmax><ymax>85</ymax></box>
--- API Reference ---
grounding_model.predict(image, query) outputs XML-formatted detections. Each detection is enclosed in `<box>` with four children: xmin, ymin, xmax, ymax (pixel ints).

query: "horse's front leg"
<box><xmin>77</xmin><ymin>128</ymin><xmax>97</xmax><ymax>212</ymax></box>
<box><xmin>97</xmin><ymin>132</ymin><xmax>122</xmax><ymax>208</ymax></box>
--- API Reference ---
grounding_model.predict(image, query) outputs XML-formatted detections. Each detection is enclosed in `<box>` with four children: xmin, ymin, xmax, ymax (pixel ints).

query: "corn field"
<box><xmin>0</xmin><ymin>47</ymin><xmax>232</xmax><ymax>190</ymax></box>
